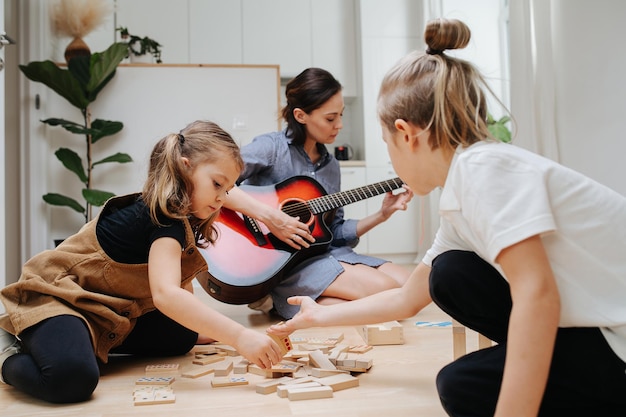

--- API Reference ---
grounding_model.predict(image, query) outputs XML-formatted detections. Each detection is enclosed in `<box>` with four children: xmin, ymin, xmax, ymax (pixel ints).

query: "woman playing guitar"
<box><xmin>222</xmin><ymin>67</ymin><xmax>414</xmax><ymax>319</ymax></box>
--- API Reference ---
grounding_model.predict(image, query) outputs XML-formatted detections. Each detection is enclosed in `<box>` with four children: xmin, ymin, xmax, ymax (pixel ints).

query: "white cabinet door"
<box><xmin>189</xmin><ymin>0</ymin><xmax>242</xmax><ymax>64</ymax></box>
<box><xmin>242</xmin><ymin>0</ymin><xmax>312</xmax><ymax>77</ymax></box>
<box><xmin>116</xmin><ymin>0</ymin><xmax>189</xmax><ymax>63</ymax></box>
<box><xmin>311</xmin><ymin>0</ymin><xmax>358</xmax><ymax>97</ymax></box>
<box><xmin>365</xmin><ymin>166</ymin><xmax>419</xmax><ymax>256</ymax></box>
<box><xmin>340</xmin><ymin>166</ymin><xmax>368</xmax><ymax>252</ymax></box>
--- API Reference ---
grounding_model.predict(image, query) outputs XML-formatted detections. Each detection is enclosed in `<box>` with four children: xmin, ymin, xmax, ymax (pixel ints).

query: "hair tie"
<box><xmin>426</xmin><ymin>47</ymin><xmax>443</xmax><ymax>55</ymax></box>
<box><xmin>177</xmin><ymin>133</ymin><xmax>185</xmax><ymax>145</ymax></box>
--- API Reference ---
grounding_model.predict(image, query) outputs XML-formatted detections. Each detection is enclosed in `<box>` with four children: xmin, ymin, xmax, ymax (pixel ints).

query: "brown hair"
<box><xmin>142</xmin><ymin>120</ymin><xmax>243</xmax><ymax>246</ymax></box>
<box><xmin>378</xmin><ymin>18</ymin><xmax>495</xmax><ymax>151</ymax></box>
<box><xmin>282</xmin><ymin>67</ymin><xmax>342</xmax><ymax>146</ymax></box>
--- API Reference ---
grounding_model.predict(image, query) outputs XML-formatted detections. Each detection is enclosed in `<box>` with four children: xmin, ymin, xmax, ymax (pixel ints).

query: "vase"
<box><xmin>64</xmin><ymin>37</ymin><xmax>91</xmax><ymax>63</ymax></box>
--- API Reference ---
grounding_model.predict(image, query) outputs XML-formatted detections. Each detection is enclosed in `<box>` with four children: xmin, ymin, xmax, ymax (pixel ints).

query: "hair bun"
<box><xmin>424</xmin><ymin>18</ymin><xmax>471</xmax><ymax>54</ymax></box>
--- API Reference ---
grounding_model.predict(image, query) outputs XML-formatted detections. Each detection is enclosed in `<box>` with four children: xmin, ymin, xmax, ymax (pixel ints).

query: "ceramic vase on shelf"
<box><xmin>64</xmin><ymin>37</ymin><xmax>90</xmax><ymax>63</ymax></box>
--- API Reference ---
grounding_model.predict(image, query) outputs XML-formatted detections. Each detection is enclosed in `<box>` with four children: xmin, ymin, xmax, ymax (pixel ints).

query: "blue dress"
<box><xmin>238</xmin><ymin>130</ymin><xmax>387</xmax><ymax>318</ymax></box>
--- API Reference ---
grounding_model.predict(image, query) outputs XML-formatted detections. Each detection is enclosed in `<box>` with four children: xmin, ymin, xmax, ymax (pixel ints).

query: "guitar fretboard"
<box><xmin>280</xmin><ymin>177</ymin><xmax>404</xmax><ymax>218</ymax></box>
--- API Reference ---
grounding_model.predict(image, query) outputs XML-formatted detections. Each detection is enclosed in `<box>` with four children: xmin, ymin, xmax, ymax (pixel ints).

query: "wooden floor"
<box><xmin>0</xmin><ymin>273</ymin><xmax>485</xmax><ymax>417</ymax></box>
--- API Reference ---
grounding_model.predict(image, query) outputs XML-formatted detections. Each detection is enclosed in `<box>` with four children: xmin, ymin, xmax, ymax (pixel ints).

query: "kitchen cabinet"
<box><xmin>340</xmin><ymin>166</ymin><xmax>368</xmax><ymax>252</ymax></box>
<box><xmin>365</xmin><ymin>166</ymin><xmax>420</xmax><ymax>258</ymax></box>
<box><xmin>242</xmin><ymin>0</ymin><xmax>312</xmax><ymax>78</ymax></box>
<box><xmin>115</xmin><ymin>0</ymin><xmax>358</xmax><ymax>96</ymax></box>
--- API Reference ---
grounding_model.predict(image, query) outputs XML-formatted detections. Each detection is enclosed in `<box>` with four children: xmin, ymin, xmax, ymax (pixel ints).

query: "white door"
<box><xmin>1</xmin><ymin>0</ymin><xmax>7</xmax><ymax>292</ymax></box>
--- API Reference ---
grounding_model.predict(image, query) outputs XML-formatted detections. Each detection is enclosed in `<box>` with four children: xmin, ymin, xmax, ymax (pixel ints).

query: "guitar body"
<box><xmin>197</xmin><ymin>176</ymin><xmax>334</xmax><ymax>304</ymax></box>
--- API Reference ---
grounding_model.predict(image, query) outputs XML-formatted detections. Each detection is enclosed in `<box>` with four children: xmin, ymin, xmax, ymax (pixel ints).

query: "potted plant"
<box><xmin>487</xmin><ymin>114</ymin><xmax>512</xmax><ymax>143</ymax></box>
<box><xmin>116</xmin><ymin>27</ymin><xmax>163</xmax><ymax>63</ymax></box>
<box><xmin>19</xmin><ymin>42</ymin><xmax>133</xmax><ymax>223</ymax></box>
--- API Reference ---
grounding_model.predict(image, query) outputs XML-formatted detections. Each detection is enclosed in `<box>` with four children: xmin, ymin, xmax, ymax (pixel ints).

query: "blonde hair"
<box><xmin>378</xmin><ymin>18</ymin><xmax>495</xmax><ymax>151</ymax></box>
<box><xmin>142</xmin><ymin>120</ymin><xmax>243</xmax><ymax>246</ymax></box>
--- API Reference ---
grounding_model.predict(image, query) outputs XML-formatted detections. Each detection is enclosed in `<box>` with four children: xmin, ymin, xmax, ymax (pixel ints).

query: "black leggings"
<box><xmin>430</xmin><ymin>250</ymin><xmax>626</xmax><ymax>417</ymax></box>
<box><xmin>2</xmin><ymin>311</ymin><xmax>197</xmax><ymax>403</ymax></box>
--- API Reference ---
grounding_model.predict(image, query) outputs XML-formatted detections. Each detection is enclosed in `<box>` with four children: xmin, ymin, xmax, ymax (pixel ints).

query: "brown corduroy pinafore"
<box><xmin>0</xmin><ymin>194</ymin><xmax>208</xmax><ymax>363</ymax></box>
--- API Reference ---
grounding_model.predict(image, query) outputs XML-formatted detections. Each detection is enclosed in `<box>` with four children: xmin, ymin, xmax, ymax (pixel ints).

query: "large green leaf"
<box><xmin>43</xmin><ymin>193</ymin><xmax>86</xmax><ymax>213</ymax></box>
<box><xmin>91</xmin><ymin>119</ymin><xmax>124</xmax><ymax>142</ymax></box>
<box><xmin>55</xmin><ymin>148</ymin><xmax>87</xmax><ymax>183</ymax></box>
<box><xmin>86</xmin><ymin>43</ymin><xmax>129</xmax><ymax>100</ymax></box>
<box><xmin>41</xmin><ymin>118</ymin><xmax>85</xmax><ymax>135</ymax></box>
<box><xmin>93</xmin><ymin>152</ymin><xmax>133</xmax><ymax>166</ymax></box>
<box><xmin>19</xmin><ymin>61</ymin><xmax>89</xmax><ymax>109</ymax></box>
<box><xmin>67</xmin><ymin>54</ymin><xmax>91</xmax><ymax>92</ymax></box>
<box><xmin>83</xmin><ymin>189</ymin><xmax>115</xmax><ymax>206</ymax></box>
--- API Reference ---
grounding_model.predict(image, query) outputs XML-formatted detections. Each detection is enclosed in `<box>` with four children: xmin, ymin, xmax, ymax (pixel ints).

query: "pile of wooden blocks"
<box><xmin>132</xmin><ymin>365</ymin><xmax>179</xmax><ymax>406</ymax></box>
<box><xmin>132</xmin><ymin>330</ymin><xmax>380</xmax><ymax>403</ymax></box>
<box><xmin>170</xmin><ymin>332</ymin><xmax>375</xmax><ymax>401</ymax></box>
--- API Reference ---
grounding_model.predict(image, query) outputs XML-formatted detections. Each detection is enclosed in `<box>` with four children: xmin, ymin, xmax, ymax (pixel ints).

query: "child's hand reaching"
<box><xmin>235</xmin><ymin>329</ymin><xmax>283</xmax><ymax>369</ymax></box>
<box><xmin>267</xmin><ymin>296</ymin><xmax>320</xmax><ymax>336</ymax></box>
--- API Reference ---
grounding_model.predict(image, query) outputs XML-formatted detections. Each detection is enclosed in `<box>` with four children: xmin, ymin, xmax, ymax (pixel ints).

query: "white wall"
<box><xmin>551</xmin><ymin>0</ymin><xmax>626</xmax><ymax>196</ymax></box>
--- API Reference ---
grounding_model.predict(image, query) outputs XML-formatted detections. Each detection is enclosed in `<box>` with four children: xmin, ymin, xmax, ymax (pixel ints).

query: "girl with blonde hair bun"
<box><xmin>271</xmin><ymin>18</ymin><xmax>626</xmax><ymax>417</ymax></box>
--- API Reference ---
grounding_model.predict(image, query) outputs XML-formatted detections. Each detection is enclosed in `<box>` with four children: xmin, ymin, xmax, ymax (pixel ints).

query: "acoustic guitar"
<box><xmin>196</xmin><ymin>175</ymin><xmax>404</xmax><ymax>304</ymax></box>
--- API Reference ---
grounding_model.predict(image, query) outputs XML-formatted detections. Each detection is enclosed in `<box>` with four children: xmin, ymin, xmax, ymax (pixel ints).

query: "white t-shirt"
<box><xmin>422</xmin><ymin>141</ymin><xmax>626</xmax><ymax>361</ymax></box>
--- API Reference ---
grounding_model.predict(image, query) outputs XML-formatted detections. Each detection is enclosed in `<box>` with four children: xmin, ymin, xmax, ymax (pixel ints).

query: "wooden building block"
<box><xmin>213</xmin><ymin>344</ymin><xmax>240</xmax><ymax>356</ymax></box>
<box><xmin>267</xmin><ymin>329</ymin><xmax>293</xmax><ymax>355</ymax></box>
<box><xmin>347</xmin><ymin>344</ymin><xmax>373</xmax><ymax>354</ymax></box>
<box><xmin>135</xmin><ymin>376</ymin><xmax>174</xmax><ymax>386</ymax></box>
<box><xmin>213</xmin><ymin>359</ymin><xmax>233</xmax><ymax>376</ymax></box>
<box><xmin>277</xmin><ymin>381</ymin><xmax>321</xmax><ymax>398</ymax></box>
<box><xmin>211</xmin><ymin>376</ymin><xmax>248</xmax><ymax>387</ymax></box>
<box><xmin>181</xmin><ymin>365</ymin><xmax>215</xmax><ymax>379</ymax></box>
<box><xmin>193</xmin><ymin>355</ymin><xmax>225</xmax><ymax>366</ymax></box>
<box><xmin>287</xmin><ymin>385</ymin><xmax>333</xmax><ymax>401</ymax></box>
<box><xmin>270</xmin><ymin>361</ymin><xmax>301</xmax><ymax>374</ymax></box>
<box><xmin>255</xmin><ymin>376</ymin><xmax>294</xmax><ymax>395</ymax></box>
<box><xmin>310</xmin><ymin>368</ymin><xmax>349</xmax><ymax>378</ymax></box>
<box><xmin>133</xmin><ymin>386</ymin><xmax>175</xmax><ymax>406</ymax></box>
<box><xmin>308</xmin><ymin>350</ymin><xmax>336</xmax><ymax>370</ymax></box>
<box><xmin>233</xmin><ymin>358</ymin><xmax>249</xmax><ymax>374</ymax></box>
<box><xmin>359</xmin><ymin>321</ymin><xmax>404</xmax><ymax>345</ymax></box>
<box><xmin>145</xmin><ymin>363</ymin><xmax>179</xmax><ymax>374</ymax></box>
<box><xmin>314</xmin><ymin>373</ymin><xmax>359</xmax><ymax>391</ymax></box>
<box><xmin>193</xmin><ymin>346</ymin><xmax>218</xmax><ymax>355</ymax></box>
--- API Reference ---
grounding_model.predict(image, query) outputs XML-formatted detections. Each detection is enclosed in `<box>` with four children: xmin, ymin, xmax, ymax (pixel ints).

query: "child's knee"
<box><xmin>43</xmin><ymin>358</ymin><xmax>100</xmax><ymax>403</ymax></box>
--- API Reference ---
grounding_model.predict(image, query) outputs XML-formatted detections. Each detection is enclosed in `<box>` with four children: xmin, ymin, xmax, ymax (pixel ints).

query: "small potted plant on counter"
<box><xmin>117</xmin><ymin>26</ymin><xmax>163</xmax><ymax>63</ymax></box>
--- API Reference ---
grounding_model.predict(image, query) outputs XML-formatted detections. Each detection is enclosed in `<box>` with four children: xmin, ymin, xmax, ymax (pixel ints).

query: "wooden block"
<box><xmin>181</xmin><ymin>365</ymin><xmax>215</xmax><ymax>379</ymax></box>
<box><xmin>270</xmin><ymin>361</ymin><xmax>301</xmax><ymax>374</ymax></box>
<box><xmin>233</xmin><ymin>358</ymin><xmax>249</xmax><ymax>374</ymax></box>
<box><xmin>135</xmin><ymin>376</ymin><xmax>174</xmax><ymax>385</ymax></box>
<box><xmin>267</xmin><ymin>329</ymin><xmax>293</xmax><ymax>355</ymax></box>
<box><xmin>133</xmin><ymin>386</ymin><xmax>175</xmax><ymax>406</ymax></box>
<box><xmin>277</xmin><ymin>381</ymin><xmax>321</xmax><ymax>398</ymax></box>
<box><xmin>314</xmin><ymin>373</ymin><xmax>359</xmax><ymax>391</ymax></box>
<box><xmin>211</xmin><ymin>376</ymin><xmax>248</xmax><ymax>387</ymax></box>
<box><xmin>347</xmin><ymin>344</ymin><xmax>373</xmax><ymax>354</ymax></box>
<box><xmin>287</xmin><ymin>385</ymin><xmax>333</xmax><ymax>401</ymax></box>
<box><xmin>359</xmin><ymin>321</ymin><xmax>404</xmax><ymax>345</ymax></box>
<box><xmin>248</xmin><ymin>364</ymin><xmax>274</xmax><ymax>377</ymax></box>
<box><xmin>192</xmin><ymin>355</ymin><xmax>225</xmax><ymax>366</ymax></box>
<box><xmin>212</xmin><ymin>359</ymin><xmax>233</xmax><ymax>376</ymax></box>
<box><xmin>255</xmin><ymin>376</ymin><xmax>294</xmax><ymax>395</ymax></box>
<box><xmin>310</xmin><ymin>368</ymin><xmax>349</xmax><ymax>377</ymax></box>
<box><xmin>213</xmin><ymin>344</ymin><xmax>239</xmax><ymax>356</ymax></box>
<box><xmin>478</xmin><ymin>333</ymin><xmax>493</xmax><ymax>349</ymax></box>
<box><xmin>194</xmin><ymin>346</ymin><xmax>218</xmax><ymax>355</ymax></box>
<box><xmin>308</xmin><ymin>349</ymin><xmax>336</xmax><ymax>370</ymax></box>
<box><xmin>452</xmin><ymin>319</ymin><xmax>466</xmax><ymax>360</ymax></box>
<box><xmin>145</xmin><ymin>363</ymin><xmax>179</xmax><ymax>374</ymax></box>
<box><xmin>336</xmin><ymin>353</ymin><xmax>356</xmax><ymax>368</ymax></box>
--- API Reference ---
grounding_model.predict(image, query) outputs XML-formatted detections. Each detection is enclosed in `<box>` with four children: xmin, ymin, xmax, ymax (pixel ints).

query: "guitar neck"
<box><xmin>308</xmin><ymin>177</ymin><xmax>404</xmax><ymax>214</ymax></box>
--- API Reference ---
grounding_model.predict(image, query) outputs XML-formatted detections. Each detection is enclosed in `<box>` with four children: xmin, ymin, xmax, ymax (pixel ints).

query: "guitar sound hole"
<box><xmin>281</xmin><ymin>199</ymin><xmax>312</xmax><ymax>225</ymax></box>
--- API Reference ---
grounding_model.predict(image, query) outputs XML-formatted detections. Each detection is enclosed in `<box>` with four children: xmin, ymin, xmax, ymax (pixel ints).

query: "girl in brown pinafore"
<box><xmin>0</xmin><ymin>120</ymin><xmax>284</xmax><ymax>403</ymax></box>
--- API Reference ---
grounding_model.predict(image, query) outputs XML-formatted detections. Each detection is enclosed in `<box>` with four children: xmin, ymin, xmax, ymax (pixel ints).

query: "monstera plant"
<box><xmin>19</xmin><ymin>42</ymin><xmax>132</xmax><ymax>222</ymax></box>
